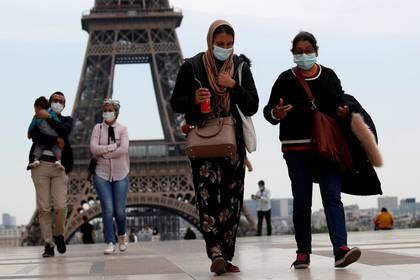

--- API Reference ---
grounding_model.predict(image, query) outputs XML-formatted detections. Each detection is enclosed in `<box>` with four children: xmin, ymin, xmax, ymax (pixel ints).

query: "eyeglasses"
<box><xmin>293</xmin><ymin>48</ymin><xmax>316</xmax><ymax>55</ymax></box>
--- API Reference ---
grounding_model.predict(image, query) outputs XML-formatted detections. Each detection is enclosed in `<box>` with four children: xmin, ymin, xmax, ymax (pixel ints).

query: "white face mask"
<box><xmin>50</xmin><ymin>102</ymin><xmax>64</xmax><ymax>114</ymax></box>
<box><xmin>213</xmin><ymin>45</ymin><xmax>233</xmax><ymax>61</ymax></box>
<box><xmin>293</xmin><ymin>53</ymin><xmax>317</xmax><ymax>70</ymax></box>
<box><xmin>102</xmin><ymin>112</ymin><xmax>116</xmax><ymax>122</ymax></box>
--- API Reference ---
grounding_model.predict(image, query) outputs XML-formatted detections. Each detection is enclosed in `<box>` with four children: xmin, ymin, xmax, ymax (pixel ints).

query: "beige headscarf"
<box><xmin>203</xmin><ymin>20</ymin><xmax>235</xmax><ymax>113</ymax></box>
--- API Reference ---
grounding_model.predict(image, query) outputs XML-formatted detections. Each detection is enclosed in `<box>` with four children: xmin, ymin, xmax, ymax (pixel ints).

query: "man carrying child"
<box><xmin>28</xmin><ymin>91</ymin><xmax>74</xmax><ymax>257</ymax></box>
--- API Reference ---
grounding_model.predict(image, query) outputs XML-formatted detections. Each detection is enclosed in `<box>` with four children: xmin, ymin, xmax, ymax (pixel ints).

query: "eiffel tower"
<box><xmin>24</xmin><ymin>0</ymin><xmax>198</xmax><ymax>244</ymax></box>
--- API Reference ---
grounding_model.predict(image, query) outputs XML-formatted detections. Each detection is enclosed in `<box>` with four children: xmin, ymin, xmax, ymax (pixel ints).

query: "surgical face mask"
<box><xmin>102</xmin><ymin>112</ymin><xmax>116</xmax><ymax>122</ymax></box>
<box><xmin>293</xmin><ymin>53</ymin><xmax>317</xmax><ymax>70</ymax></box>
<box><xmin>50</xmin><ymin>102</ymin><xmax>64</xmax><ymax>114</ymax></box>
<box><xmin>259</xmin><ymin>186</ymin><xmax>264</xmax><ymax>191</ymax></box>
<box><xmin>213</xmin><ymin>45</ymin><xmax>233</xmax><ymax>61</ymax></box>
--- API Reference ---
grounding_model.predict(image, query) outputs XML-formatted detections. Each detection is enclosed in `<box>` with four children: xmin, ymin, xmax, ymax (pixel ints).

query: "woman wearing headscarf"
<box><xmin>171</xmin><ymin>20</ymin><xmax>259</xmax><ymax>275</ymax></box>
<box><xmin>90</xmin><ymin>99</ymin><xmax>130</xmax><ymax>255</ymax></box>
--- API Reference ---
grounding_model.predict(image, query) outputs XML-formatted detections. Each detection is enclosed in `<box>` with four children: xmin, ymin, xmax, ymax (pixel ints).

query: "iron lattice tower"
<box><xmin>25</xmin><ymin>0</ymin><xmax>198</xmax><ymax>244</ymax></box>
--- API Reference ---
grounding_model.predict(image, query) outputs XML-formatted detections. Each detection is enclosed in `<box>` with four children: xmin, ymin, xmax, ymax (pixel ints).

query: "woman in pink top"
<box><xmin>90</xmin><ymin>99</ymin><xmax>129</xmax><ymax>255</ymax></box>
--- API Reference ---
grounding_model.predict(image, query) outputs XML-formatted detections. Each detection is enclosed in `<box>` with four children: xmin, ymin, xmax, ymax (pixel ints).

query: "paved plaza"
<box><xmin>1</xmin><ymin>229</ymin><xmax>420</xmax><ymax>279</ymax></box>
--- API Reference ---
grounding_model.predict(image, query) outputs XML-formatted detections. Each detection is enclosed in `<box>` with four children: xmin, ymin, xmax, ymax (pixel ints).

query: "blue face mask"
<box><xmin>293</xmin><ymin>53</ymin><xmax>317</xmax><ymax>70</ymax></box>
<box><xmin>213</xmin><ymin>45</ymin><xmax>233</xmax><ymax>61</ymax></box>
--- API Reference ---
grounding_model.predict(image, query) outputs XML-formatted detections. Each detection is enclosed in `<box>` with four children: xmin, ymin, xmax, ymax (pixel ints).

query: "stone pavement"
<box><xmin>1</xmin><ymin>229</ymin><xmax>420</xmax><ymax>279</ymax></box>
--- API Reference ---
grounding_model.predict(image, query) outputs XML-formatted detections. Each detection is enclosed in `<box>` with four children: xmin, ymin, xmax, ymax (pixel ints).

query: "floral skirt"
<box><xmin>190</xmin><ymin>156</ymin><xmax>245</xmax><ymax>261</ymax></box>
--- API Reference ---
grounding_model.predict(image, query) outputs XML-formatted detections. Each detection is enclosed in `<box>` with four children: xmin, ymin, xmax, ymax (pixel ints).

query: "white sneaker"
<box><xmin>28</xmin><ymin>160</ymin><xmax>41</xmax><ymax>168</ymax></box>
<box><xmin>118</xmin><ymin>234</ymin><xmax>128</xmax><ymax>252</ymax></box>
<box><xmin>104</xmin><ymin>243</ymin><xmax>115</xmax><ymax>255</ymax></box>
<box><xmin>55</xmin><ymin>161</ymin><xmax>65</xmax><ymax>170</ymax></box>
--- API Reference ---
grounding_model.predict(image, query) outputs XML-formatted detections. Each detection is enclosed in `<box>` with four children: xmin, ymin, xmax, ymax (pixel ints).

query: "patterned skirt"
<box><xmin>190</xmin><ymin>155</ymin><xmax>245</xmax><ymax>261</ymax></box>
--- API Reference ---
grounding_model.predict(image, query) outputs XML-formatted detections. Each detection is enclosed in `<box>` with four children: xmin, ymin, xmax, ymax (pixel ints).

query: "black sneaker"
<box><xmin>42</xmin><ymin>243</ymin><xmax>55</xmax><ymax>258</ymax></box>
<box><xmin>291</xmin><ymin>253</ymin><xmax>310</xmax><ymax>269</ymax></box>
<box><xmin>334</xmin><ymin>246</ymin><xmax>361</xmax><ymax>268</ymax></box>
<box><xmin>54</xmin><ymin>235</ymin><xmax>66</xmax><ymax>254</ymax></box>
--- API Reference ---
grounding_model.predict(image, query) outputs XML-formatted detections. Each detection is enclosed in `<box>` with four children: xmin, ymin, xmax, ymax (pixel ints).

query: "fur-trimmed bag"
<box><xmin>351</xmin><ymin>112</ymin><xmax>383</xmax><ymax>167</ymax></box>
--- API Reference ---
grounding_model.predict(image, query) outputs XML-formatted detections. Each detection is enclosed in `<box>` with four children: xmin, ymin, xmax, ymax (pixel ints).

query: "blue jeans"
<box><xmin>93</xmin><ymin>175</ymin><xmax>128</xmax><ymax>244</ymax></box>
<box><xmin>284</xmin><ymin>151</ymin><xmax>347</xmax><ymax>255</ymax></box>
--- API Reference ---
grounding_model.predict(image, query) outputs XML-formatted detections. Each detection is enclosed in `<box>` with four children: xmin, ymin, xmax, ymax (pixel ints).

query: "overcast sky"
<box><xmin>1</xmin><ymin>0</ymin><xmax>420</xmax><ymax>225</ymax></box>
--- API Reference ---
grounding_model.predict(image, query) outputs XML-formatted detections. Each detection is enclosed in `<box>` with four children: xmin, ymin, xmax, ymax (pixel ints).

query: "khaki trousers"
<box><xmin>31</xmin><ymin>161</ymin><xmax>68</xmax><ymax>244</ymax></box>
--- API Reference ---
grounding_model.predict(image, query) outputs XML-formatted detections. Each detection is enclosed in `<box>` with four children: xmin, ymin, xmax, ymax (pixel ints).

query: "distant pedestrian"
<box><xmin>90</xmin><ymin>99</ymin><xmax>129</xmax><ymax>255</ymax></box>
<box><xmin>29</xmin><ymin>91</ymin><xmax>73</xmax><ymax>258</ymax></box>
<box><xmin>184</xmin><ymin>227</ymin><xmax>197</xmax><ymax>240</ymax></box>
<box><xmin>80</xmin><ymin>216</ymin><xmax>95</xmax><ymax>244</ymax></box>
<box><xmin>152</xmin><ymin>227</ymin><xmax>161</xmax><ymax>241</ymax></box>
<box><xmin>374</xmin><ymin>208</ymin><xmax>394</xmax><ymax>230</ymax></box>
<box><xmin>251</xmin><ymin>180</ymin><xmax>272</xmax><ymax>236</ymax></box>
<box><xmin>128</xmin><ymin>229</ymin><xmax>138</xmax><ymax>243</ymax></box>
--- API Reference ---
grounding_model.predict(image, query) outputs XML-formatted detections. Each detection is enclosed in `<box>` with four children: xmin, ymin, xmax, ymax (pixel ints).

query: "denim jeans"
<box><xmin>284</xmin><ymin>151</ymin><xmax>347</xmax><ymax>255</ymax></box>
<box><xmin>93</xmin><ymin>175</ymin><xmax>128</xmax><ymax>244</ymax></box>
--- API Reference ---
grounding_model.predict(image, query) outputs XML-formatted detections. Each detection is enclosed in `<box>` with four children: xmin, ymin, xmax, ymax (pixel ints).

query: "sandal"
<box><xmin>226</xmin><ymin>262</ymin><xmax>240</xmax><ymax>273</ymax></box>
<box><xmin>210</xmin><ymin>256</ymin><xmax>226</xmax><ymax>275</ymax></box>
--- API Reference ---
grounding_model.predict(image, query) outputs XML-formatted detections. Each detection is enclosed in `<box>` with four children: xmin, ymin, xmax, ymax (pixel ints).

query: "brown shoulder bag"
<box><xmin>186</xmin><ymin>116</ymin><xmax>237</xmax><ymax>160</ymax></box>
<box><xmin>294</xmin><ymin>67</ymin><xmax>352</xmax><ymax>171</ymax></box>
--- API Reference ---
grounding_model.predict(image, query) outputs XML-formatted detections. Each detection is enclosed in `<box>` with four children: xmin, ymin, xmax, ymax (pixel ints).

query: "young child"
<box><xmin>27</xmin><ymin>96</ymin><xmax>64</xmax><ymax>170</ymax></box>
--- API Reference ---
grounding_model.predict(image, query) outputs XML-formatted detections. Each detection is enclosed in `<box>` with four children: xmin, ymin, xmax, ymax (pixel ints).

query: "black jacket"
<box><xmin>170</xmin><ymin>53</ymin><xmax>259</xmax><ymax>156</ymax></box>
<box><xmin>28</xmin><ymin>115</ymin><xmax>74</xmax><ymax>174</ymax></box>
<box><xmin>341</xmin><ymin>94</ymin><xmax>382</xmax><ymax>196</ymax></box>
<box><xmin>263</xmin><ymin>66</ymin><xmax>343</xmax><ymax>150</ymax></box>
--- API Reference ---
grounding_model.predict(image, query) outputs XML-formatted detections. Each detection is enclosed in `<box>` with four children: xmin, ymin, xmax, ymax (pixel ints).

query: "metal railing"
<box><xmin>72</xmin><ymin>141</ymin><xmax>186</xmax><ymax>162</ymax></box>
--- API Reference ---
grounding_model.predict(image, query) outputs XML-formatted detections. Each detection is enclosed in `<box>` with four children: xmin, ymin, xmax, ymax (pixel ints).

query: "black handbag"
<box><xmin>87</xmin><ymin>124</ymin><xmax>102</xmax><ymax>178</ymax></box>
<box><xmin>87</xmin><ymin>158</ymin><xmax>97</xmax><ymax>175</ymax></box>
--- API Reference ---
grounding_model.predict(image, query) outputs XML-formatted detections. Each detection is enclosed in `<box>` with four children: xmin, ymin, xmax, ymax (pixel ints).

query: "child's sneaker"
<box><xmin>118</xmin><ymin>234</ymin><xmax>128</xmax><ymax>252</ymax></box>
<box><xmin>28</xmin><ymin>160</ymin><xmax>41</xmax><ymax>169</ymax></box>
<box><xmin>55</xmin><ymin>161</ymin><xmax>65</xmax><ymax>170</ymax></box>
<box><xmin>334</xmin><ymin>246</ymin><xmax>361</xmax><ymax>268</ymax></box>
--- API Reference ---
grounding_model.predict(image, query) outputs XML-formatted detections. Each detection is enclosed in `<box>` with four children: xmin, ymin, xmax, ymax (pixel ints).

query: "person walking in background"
<box><xmin>90</xmin><ymin>99</ymin><xmax>129</xmax><ymax>255</ymax></box>
<box><xmin>128</xmin><ymin>228</ymin><xmax>138</xmax><ymax>243</ymax></box>
<box><xmin>251</xmin><ymin>180</ymin><xmax>272</xmax><ymax>236</ymax></box>
<box><xmin>27</xmin><ymin>96</ymin><xmax>65</xmax><ymax>170</ymax></box>
<box><xmin>184</xmin><ymin>227</ymin><xmax>197</xmax><ymax>240</ymax></box>
<box><xmin>263</xmin><ymin>31</ymin><xmax>361</xmax><ymax>269</ymax></box>
<box><xmin>152</xmin><ymin>227</ymin><xmax>161</xmax><ymax>241</ymax></box>
<box><xmin>170</xmin><ymin>20</ymin><xmax>259</xmax><ymax>275</ymax></box>
<box><xmin>374</xmin><ymin>208</ymin><xmax>394</xmax><ymax>230</ymax></box>
<box><xmin>80</xmin><ymin>216</ymin><xmax>95</xmax><ymax>244</ymax></box>
<box><xmin>29</xmin><ymin>91</ymin><xmax>74</xmax><ymax>257</ymax></box>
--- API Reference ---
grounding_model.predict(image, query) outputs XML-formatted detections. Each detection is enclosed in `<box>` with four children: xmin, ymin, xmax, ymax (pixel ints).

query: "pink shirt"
<box><xmin>90</xmin><ymin>121</ymin><xmax>129</xmax><ymax>182</ymax></box>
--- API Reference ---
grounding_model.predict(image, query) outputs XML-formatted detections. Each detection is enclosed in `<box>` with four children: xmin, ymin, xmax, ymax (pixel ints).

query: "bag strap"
<box><xmin>293</xmin><ymin>67</ymin><xmax>316</xmax><ymax>109</ymax></box>
<box><xmin>235</xmin><ymin>61</ymin><xmax>248</xmax><ymax>115</ymax></box>
<box><xmin>195</xmin><ymin>117</ymin><xmax>233</xmax><ymax>138</ymax></box>
<box><xmin>237</xmin><ymin>61</ymin><xmax>245</xmax><ymax>87</ymax></box>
